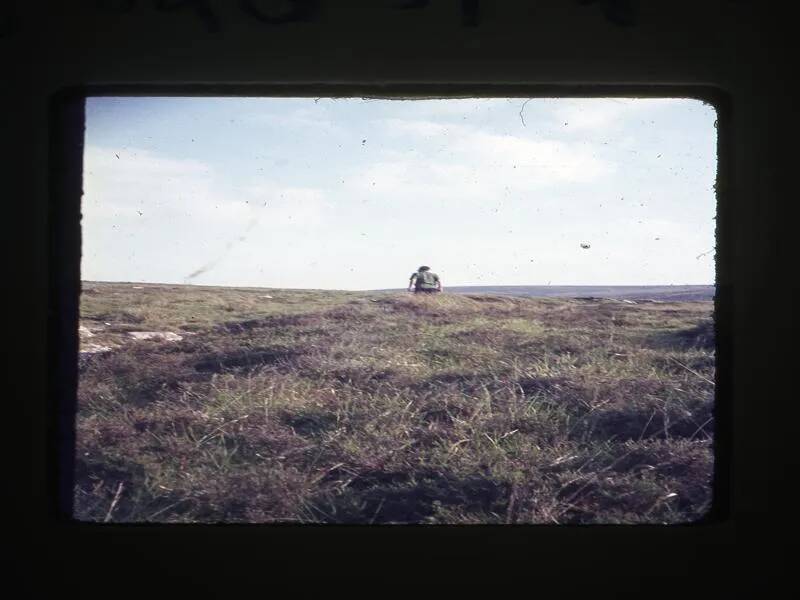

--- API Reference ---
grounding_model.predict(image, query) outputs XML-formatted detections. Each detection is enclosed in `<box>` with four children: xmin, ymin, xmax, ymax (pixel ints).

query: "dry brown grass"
<box><xmin>75</xmin><ymin>283</ymin><xmax>715</xmax><ymax>524</ymax></box>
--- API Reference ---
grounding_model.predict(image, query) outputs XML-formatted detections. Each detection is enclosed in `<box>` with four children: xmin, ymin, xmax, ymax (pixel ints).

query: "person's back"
<box><xmin>409</xmin><ymin>266</ymin><xmax>441</xmax><ymax>293</ymax></box>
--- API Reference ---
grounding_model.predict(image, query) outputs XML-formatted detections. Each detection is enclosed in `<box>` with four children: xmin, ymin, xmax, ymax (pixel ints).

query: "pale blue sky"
<box><xmin>82</xmin><ymin>96</ymin><xmax>717</xmax><ymax>289</ymax></box>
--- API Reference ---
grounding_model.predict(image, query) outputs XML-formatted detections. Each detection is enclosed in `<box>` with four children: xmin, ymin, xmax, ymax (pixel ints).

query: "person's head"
<box><xmin>418</xmin><ymin>266</ymin><xmax>431</xmax><ymax>272</ymax></box>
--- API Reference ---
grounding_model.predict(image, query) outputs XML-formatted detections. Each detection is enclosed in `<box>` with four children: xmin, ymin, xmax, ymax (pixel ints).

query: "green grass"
<box><xmin>75</xmin><ymin>282</ymin><xmax>715</xmax><ymax>524</ymax></box>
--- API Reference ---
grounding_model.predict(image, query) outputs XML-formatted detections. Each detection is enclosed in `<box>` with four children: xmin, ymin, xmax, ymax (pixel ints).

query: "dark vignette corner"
<box><xmin>706</xmin><ymin>86</ymin><xmax>732</xmax><ymax>526</ymax></box>
<box><xmin>47</xmin><ymin>86</ymin><xmax>86</xmax><ymax>525</ymax></box>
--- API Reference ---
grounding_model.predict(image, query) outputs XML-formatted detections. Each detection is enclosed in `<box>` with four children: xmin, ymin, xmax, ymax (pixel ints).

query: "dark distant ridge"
<box><xmin>374</xmin><ymin>285</ymin><xmax>715</xmax><ymax>302</ymax></box>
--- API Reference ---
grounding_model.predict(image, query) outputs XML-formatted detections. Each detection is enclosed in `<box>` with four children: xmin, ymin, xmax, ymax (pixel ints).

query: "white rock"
<box><xmin>128</xmin><ymin>331</ymin><xmax>183</xmax><ymax>342</ymax></box>
<box><xmin>260</xmin><ymin>295</ymin><xmax>273</xmax><ymax>299</ymax></box>
<box><xmin>81</xmin><ymin>343</ymin><xmax>114</xmax><ymax>354</ymax></box>
<box><xmin>79</xmin><ymin>326</ymin><xmax>95</xmax><ymax>338</ymax></box>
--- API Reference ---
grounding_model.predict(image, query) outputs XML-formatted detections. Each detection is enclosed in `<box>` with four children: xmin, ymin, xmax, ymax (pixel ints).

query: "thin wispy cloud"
<box><xmin>548</xmin><ymin>98</ymin><xmax>677</xmax><ymax>133</ymax></box>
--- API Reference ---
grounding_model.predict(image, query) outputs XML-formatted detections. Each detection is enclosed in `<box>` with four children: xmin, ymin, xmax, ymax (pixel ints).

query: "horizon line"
<box><xmin>81</xmin><ymin>279</ymin><xmax>716</xmax><ymax>290</ymax></box>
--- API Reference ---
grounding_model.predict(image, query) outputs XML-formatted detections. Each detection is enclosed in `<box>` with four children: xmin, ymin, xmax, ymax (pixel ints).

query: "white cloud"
<box><xmin>380</xmin><ymin>117</ymin><xmax>451</xmax><ymax>137</ymax></box>
<box><xmin>243</xmin><ymin>184</ymin><xmax>329</xmax><ymax>228</ymax></box>
<box><xmin>244</xmin><ymin>108</ymin><xmax>347</xmax><ymax>137</ymax></box>
<box><xmin>345</xmin><ymin>118</ymin><xmax>615</xmax><ymax>213</ymax></box>
<box><xmin>453</xmin><ymin>132</ymin><xmax>614</xmax><ymax>182</ymax></box>
<box><xmin>81</xmin><ymin>145</ymin><xmax>331</xmax><ymax>284</ymax></box>
<box><xmin>83</xmin><ymin>147</ymin><xmax>213</xmax><ymax>211</ymax></box>
<box><xmin>84</xmin><ymin>146</ymin><xmax>329</xmax><ymax>230</ymax></box>
<box><xmin>549</xmin><ymin>97</ymin><xmax>681</xmax><ymax>133</ymax></box>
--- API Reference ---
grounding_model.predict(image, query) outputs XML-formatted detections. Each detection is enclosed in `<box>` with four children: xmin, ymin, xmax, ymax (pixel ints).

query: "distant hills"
<box><xmin>375</xmin><ymin>285</ymin><xmax>715</xmax><ymax>302</ymax></box>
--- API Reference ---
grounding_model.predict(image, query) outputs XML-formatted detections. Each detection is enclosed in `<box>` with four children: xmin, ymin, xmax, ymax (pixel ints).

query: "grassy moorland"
<box><xmin>75</xmin><ymin>282</ymin><xmax>715</xmax><ymax>524</ymax></box>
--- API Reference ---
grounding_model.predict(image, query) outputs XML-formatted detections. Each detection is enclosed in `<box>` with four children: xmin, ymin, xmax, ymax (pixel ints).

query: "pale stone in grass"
<box><xmin>80</xmin><ymin>343</ymin><xmax>115</xmax><ymax>354</ymax></box>
<box><xmin>128</xmin><ymin>331</ymin><xmax>183</xmax><ymax>342</ymax></box>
